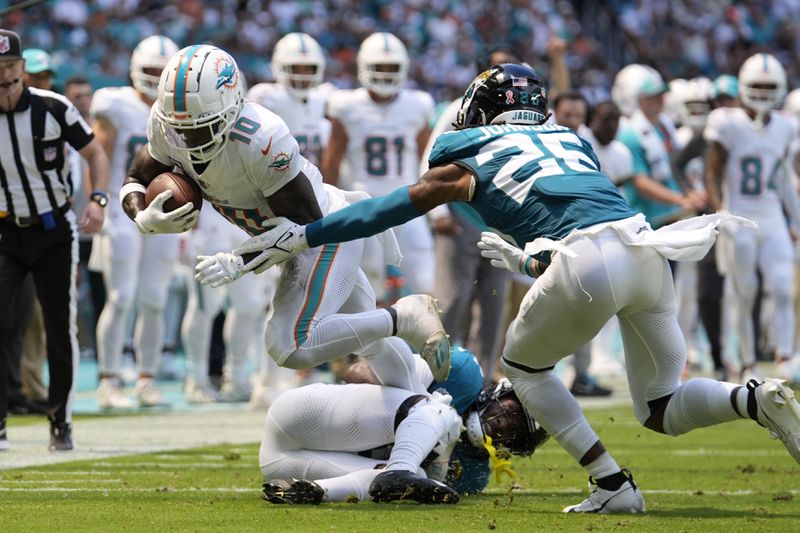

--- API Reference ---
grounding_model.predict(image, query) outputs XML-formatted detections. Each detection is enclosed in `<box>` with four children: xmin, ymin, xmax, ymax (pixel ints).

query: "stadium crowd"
<box><xmin>8</xmin><ymin>0</ymin><xmax>800</xmax><ymax>102</ymax></box>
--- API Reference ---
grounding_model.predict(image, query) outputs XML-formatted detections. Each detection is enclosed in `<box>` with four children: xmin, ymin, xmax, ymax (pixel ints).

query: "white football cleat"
<box><xmin>751</xmin><ymin>378</ymin><xmax>800</xmax><ymax>464</ymax></box>
<box><xmin>185</xmin><ymin>378</ymin><xmax>222</xmax><ymax>404</ymax></box>
<box><xmin>97</xmin><ymin>378</ymin><xmax>135</xmax><ymax>409</ymax></box>
<box><xmin>135</xmin><ymin>378</ymin><xmax>171</xmax><ymax>408</ymax></box>
<box><xmin>392</xmin><ymin>294</ymin><xmax>451</xmax><ymax>382</ymax></box>
<box><xmin>563</xmin><ymin>469</ymin><xmax>646</xmax><ymax>514</ymax></box>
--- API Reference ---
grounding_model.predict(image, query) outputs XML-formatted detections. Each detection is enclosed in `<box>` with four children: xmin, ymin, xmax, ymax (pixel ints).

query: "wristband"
<box><xmin>522</xmin><ymin>256</ymin><xmax>535</xmax><ymax>277</ymax></box>
<box><xmin>119</xmin><ymin>182</ymin><xmax>147</xmax><ymax>208</ymax></box>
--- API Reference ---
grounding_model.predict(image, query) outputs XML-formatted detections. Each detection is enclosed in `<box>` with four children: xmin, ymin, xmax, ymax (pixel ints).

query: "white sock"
<box><xmin>585</xmin><ymin>452</ymin><xmax>621</xmax><ymax>480</ymax></box>
<box><xmin>316</xmin><ymin>470</ymin><xmax>381</xmax><ymax>502</ymax></box>
<box><xmin>503</xmin><ymin>365</ymin><xmax>602</xmax><ymax>462</ymax></box>
<box><xmin>283</xmin><ymin>310</ymin><xmax>393</xmax><ymax>369</ymax></box>
<box><xmin>386</xmin><ymin>398</ymin><xmax>451</xmax><ymax>473</ymax></box>
<box><xmin>662</xmin><ymin>378</ymin><xmax>742</xmax><ymax>436</ymax></box>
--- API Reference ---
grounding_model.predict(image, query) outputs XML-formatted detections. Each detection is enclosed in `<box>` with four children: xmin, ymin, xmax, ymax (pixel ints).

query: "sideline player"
<box><xmin>705</xmin><ymin>53</ymin><xmax>800</xmax><ymax>381</ymax></box>
<box><xmin>321</xmin><ymin>32</ymin><xmax>436</xmax><ymax>295</ymax></box>
<box><xmin>247</xmin><ymin>32</ymin><xmax>331</xmax><ymax>167</ymax></box>
<box><xmin>90</xmin><ymin>36</ymin><xmax>180</xmax><ymax>408</ymax></box>
<box><xmin>119</xmin><ymin>45</ymin><xmax>450</xmax><ymax>398</ymax></box>
<box><xmin>238</xmin><ymin>63</ymin><xmax>800</xmax><ymax>514</ymax></box>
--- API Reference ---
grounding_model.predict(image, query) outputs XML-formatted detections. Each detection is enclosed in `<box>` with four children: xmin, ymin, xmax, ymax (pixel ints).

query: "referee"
<box><xmin>0</xmin><ymin>30</ymin><xmax>109</xmax><ymax>451</ymax></box>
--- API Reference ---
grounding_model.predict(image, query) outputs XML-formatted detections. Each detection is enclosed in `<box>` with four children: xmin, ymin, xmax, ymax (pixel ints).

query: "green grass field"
<box><xmin>1</xmin><ymin>406</ymin><xmax>798</xmax><ymax>533</ymax></box>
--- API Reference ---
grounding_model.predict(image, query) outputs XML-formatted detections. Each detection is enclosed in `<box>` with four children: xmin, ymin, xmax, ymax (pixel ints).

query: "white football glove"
<box><xmin>477</xmin><ymin>231</ymin><xmax>533</xmax><ymax>276</ymax></box>
<box><xmin>195</xmin><ymin>252</ymin><xmax>245</xmax><ymax>288</ymax></box>
<box><xmin>233</xmin><ymin>217</ymin><xmax>309</xmax><ymax>273</ymax></box>
<box><xmin>134</xmin><ymin>190</ymin><xmax>199</xmax><ymax>235</ymax></box>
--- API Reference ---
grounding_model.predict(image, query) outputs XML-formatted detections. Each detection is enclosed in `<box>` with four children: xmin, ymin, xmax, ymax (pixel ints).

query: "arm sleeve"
<box><xmin>305</xmin><ymin>186</ymin><xmax>424</xmax><ymax>247</ymax></box>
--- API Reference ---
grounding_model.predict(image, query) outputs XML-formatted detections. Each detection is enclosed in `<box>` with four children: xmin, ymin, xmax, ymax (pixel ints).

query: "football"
<box><xmin>145</xmin><ymin>171</ymin><xmax>203</xmax><ymax>213</ymax></box>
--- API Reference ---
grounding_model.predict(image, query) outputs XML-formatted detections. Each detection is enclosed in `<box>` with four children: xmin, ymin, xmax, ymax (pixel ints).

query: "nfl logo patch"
<box><xmin>44</xmin><ymin>147</ymin><xmax>57</xmax><ymax>162</ymax></box>
<box><xmin>0</xmin><ymin>36</ymin><xmax>9</xmax><ymax>54</ymax></box>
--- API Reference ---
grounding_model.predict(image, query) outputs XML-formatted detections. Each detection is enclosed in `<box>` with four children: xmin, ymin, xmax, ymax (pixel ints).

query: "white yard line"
<box><xmin>0</xmin><ymin>409</ymin><xmax>265</xmax><ymax>470</ymax></box>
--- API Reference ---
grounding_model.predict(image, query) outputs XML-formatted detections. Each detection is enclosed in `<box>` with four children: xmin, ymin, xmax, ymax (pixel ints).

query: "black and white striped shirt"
<box><xmin>0</xmin><ymin>87</ymin><xmax>94</xmax><ymax>218</ymax></box>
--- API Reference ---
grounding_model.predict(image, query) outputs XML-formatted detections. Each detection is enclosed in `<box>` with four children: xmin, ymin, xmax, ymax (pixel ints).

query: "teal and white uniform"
<box><xmin>147</xmin><ymin>100</ymin><xmax>422</xmax><ymax>395</ymax></box>
<box><xmin>704</xmin><ymin>106</ymin><xmax>800</xmax><ymax>364</ymax></box>
<box><xmin>306</xmin><ymin>122</ymin><xmax>733</xmax><ymax>426</ymax></box>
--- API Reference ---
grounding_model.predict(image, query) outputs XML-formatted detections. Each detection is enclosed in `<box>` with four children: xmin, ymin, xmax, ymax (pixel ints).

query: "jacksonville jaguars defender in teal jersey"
<box><xmin>231</xmin><ymin>64</ymin><xmax>800</xmax><ymax>513</ymax></box>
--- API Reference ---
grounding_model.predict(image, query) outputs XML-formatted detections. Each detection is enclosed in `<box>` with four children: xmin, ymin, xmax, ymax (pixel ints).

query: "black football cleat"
<box><xmin>369</xmin><ymin>470</ymin><xmax>459</xmax><ymax>504</ymax></box>
<box><xmin>49</xmin><ymin>421</ymin><xmax>74</xmax><ymax>451</ymax></box>
<box><xmin>262</xmin><ymin>479</ymin><xmax>324</xmax><ymax>505</ymax></box>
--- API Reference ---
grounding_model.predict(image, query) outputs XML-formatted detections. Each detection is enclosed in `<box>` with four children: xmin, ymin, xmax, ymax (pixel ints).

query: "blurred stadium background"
<box><xmin>5</xmin><ymin>0</ymin><xmax>800</xmax><ymax>102</ymax></box>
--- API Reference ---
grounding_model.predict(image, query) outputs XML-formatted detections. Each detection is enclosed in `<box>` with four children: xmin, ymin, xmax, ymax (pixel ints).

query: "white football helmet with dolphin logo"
<box><xmin>155</xmin><ymin>44</ymin><xmax>244</xmax><ymax>163</ymax></box>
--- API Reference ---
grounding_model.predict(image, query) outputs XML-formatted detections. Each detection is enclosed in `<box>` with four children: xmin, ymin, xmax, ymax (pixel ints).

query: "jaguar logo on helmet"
<box><xmin>456</xmin><ymin>63</ymin><xmax>549</xmax><ymax>129</ymax></box>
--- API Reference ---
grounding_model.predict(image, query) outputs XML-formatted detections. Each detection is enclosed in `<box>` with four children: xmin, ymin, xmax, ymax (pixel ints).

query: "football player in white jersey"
<box><xmin>119</xmin><ymin>45</ymin><xmax>451</xmax><ymax>397</ymax></box>
<box><xmin>246</xmin><ymin>32</ymin><xmax>331</xmax><ymax>167</ymax></box>
<box><xmin>705</xmin><ymin>53</ymin><xmax>800</xmax><ymax>380</ymax></box>
<box><xmin>90</xmin><ymin>35</ymin><xmax>180</xmax><ymax>409</ymax></box>
<box><xmin>322</xmin><ymin>32</ymin><xmax>436</xmax><ymax>295</ymax></box>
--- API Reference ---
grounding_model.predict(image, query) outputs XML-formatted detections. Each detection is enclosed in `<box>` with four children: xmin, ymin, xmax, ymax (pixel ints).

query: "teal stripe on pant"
<box><xmin>294</xmin><ymin>244</ymin><xmax>339</xmax><ymax>347</ymax></box>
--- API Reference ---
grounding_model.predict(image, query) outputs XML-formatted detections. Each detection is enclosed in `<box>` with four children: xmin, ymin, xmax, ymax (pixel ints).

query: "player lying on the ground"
<box><xmin>260</xmin><ymin>348</ymin><xmax>549</xmax><ymax>504</ymax></box>
<box><xmin>228</xmin><ymin>63</ymin><xmax>800</xmax><ymax>514</ymax></box>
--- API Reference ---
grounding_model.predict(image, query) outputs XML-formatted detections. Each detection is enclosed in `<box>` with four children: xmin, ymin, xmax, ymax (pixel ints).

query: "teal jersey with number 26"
<box><xmin>429</xmin><ymin>124</ymin><xmax>636</xmax><ymax>249</ymax></box>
